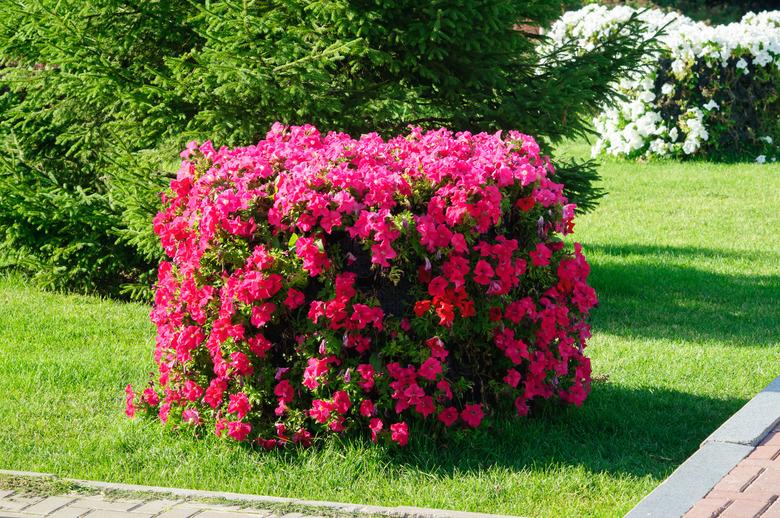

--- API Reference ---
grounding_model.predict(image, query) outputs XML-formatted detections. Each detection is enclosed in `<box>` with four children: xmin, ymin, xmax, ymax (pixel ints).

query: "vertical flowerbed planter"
<box><xmin>127</xmin><ymin>124</ymin><xmax>597</xmax><ymax>448</ymax></box>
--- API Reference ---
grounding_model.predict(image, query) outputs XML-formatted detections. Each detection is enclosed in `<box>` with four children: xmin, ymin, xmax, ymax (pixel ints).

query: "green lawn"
<box><xmin>1</xmin><ymin>149</ymin><xmax>779</xmax><ymax>518</ymax></box>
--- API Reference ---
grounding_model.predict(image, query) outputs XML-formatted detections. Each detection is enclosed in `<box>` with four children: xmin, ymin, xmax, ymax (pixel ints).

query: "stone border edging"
<box><xmin>626</xmin><ymin>373</ymin><xmax>780</xmax><ymax>518</ymax></box>
<box><xmin>0</xmin><ymin>469</ymin><xmax>521</xmax><ymax>518</ymax></box>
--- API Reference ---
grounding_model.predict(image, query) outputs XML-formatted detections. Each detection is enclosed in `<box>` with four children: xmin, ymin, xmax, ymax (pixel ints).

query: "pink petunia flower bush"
<box><xmin>126</xmin><ymin>124</ymin><xmax>597</xmax><ymax>448</ymax></box>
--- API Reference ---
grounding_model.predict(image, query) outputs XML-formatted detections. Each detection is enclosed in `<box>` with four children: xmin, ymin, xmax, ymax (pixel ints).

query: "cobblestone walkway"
<box><xmin>0</xmin><ymin>492</ymin><xmax>337</xmax><ymax>518</ymax></box>
<box><xmin>684</xmin><ymin>421</ymin><xmax>780</xmax><ymax>518</ymax></box>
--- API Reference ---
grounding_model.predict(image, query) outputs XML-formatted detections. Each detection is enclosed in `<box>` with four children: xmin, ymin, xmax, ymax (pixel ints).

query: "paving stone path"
<box><xmin>628</xmin><ymin>374</ymin><xmax>780</xmax><ymax>517</ymax></box>
<box><xmin>0</xmin><ymin>473</ymin><xmax>510</xmax><ymax>518</ymax></box>
<box><xmin>0</xmin><ymin>492</ymin><xmax>330</xmax><ymax>518</ymax></box>
<box><xmin>684</xmin><ymin>421</ymin><xmax>780</xmax><ymax>518</ymax></box>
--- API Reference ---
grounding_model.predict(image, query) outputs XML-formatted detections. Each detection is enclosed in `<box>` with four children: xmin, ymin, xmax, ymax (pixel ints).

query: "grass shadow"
<box><xmin>387</xmin><ymin>382</ymin><xmax>746</xmax><ymax>480</ymax></box>
<box><xmin>584</xmin><ymin>243</ymin><xmax>780</xmax><ymax>346</ymax></box>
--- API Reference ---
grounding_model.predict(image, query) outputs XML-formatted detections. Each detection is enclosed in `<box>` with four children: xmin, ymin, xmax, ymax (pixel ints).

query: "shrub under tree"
<box><xmin>126</xmin><ymin>125</ymin><xmax>597</xmax><ymax>447</ymax></box>
<box><xmin>0</xmin><ymin>0</ymin><xmax>651</xmax><ymax>298</ymax></box>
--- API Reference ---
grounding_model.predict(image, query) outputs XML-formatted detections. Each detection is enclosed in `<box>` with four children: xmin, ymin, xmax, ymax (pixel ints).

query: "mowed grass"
<box><xmin>1</xmin><ymin>149</ymin><xmax>779</xmax><ymax>517</ymax></box>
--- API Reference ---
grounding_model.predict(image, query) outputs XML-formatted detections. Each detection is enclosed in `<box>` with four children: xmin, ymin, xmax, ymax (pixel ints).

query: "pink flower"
<box><xmin>515</xmin><ymin>397</ymin><xmax>530</xmax><ymax>416</ymax></box>
<box><xmin>436</xmin><ymin>379</ymin><xmax>453</xmax><ymax>400</ymax></box>
<box><xmin>369</xmin><ymin>418</ymin><xmax>383</xmax><ymax>442</ymax></box>
<box><xmin>427</xmin><ymin>276</ymin><xmax>449</xmax><ymax>297</ymax></box>
<box><xmin>293</xmin><ymin>429</ymin><xmax>313</xmax><ymax>447</ymax></box>
<box><xmin>460</xmin><ymin>404</ymin><xmax>484</xmax><ymax>428</ymax></box>
<box><xmin>182</xmin><ymin>380</ymin><xmax>204</xmax><ymax>402</ymax></box>
<box><xmin>248</xmin><ymin>334</ymin><xmax>272</xmax><ymax>358</ymax></box>
<box><xmin>390</xmin><ymin>421</ymin><xmax>409</xmax><ymax>446</ymax></box>
<box><xmin>230</xmin><ymin>351</ymin><xmax>254</xmax><ymax>376</ymax></box>
<box><xmin>356</xmin><ymin>363</ymin><xmax>375</xmax><ymax>391</ymax></box>
<box><xmin>310</xmin><ymin>399</ymin><xmax>334</xmax><ymax>424</ymax></box>
<box><xmin>359</xmin><ymin>399</ymin><xmax>375</xmax><ymax>417</ymax></box>
<box><xmin>227</xmin><ymin>421</ymin><xmax>251</xmax><ymax>441</ymax></box>
<box><xmin>425</xmin><ymin>336</ymin><xmax>448</xmax><ymax>360</ymax></box>
<box><xmin>451</xmin><ymin>233</ymin><xmax>468</xmax><ymax>254</ymax></box>
<box><xmin>143</xmin><ymin>387</ymin><xmax>160</xmax><ymax>407</ymax></box>
<box><xmin>371</xmin><ymin>241</ymin><xmax>397</xmax><ymax>267</ymax></box>
<box><xmin>284</xmin><ymin>289</ymin><xmax>305</xmax><ymax>310</ymax></box>
<box><xmin>258</xmin><ymin>438</ymin><xmax>277</xmax><ymax>451</ymax></box>
<box><xmin>251</xmin><ymin>302</ymin><xmax>276</xmax><ymax>327</ymax></box>
<box><xmin>204</xmin><ymin>378</ymin><xmax>227</xmax><ymax>409</ymax></box>
<box><xmin>438</xmin><ymin>407</ymin><xmax>458</xmax><ymax>427</ymax></box>
<box><xmin>473</xmin><ymin>260</ymin><xmax>494</xmax><ymax>285</ymax></box>
<box><xmin>274</xmin><ymin>380</ymin><xmax>294</xmax><ymax>403</ymax></box>
<box><xmin>333</xmin><ymin>390</ymin><xmax>352</xmax><ymax>414</ymax></box>
<box><xmin>124</xmin><ymin>385</ymin><xmax>136</xmax><ymax>418</ymax></box>
<box><xmin>351</xmin><ymin>304</ymin><xmax>384</xmax><ymax>330</ymax></box>
<box><xmin>530</xmin><ymin>243</ymin><xmax>552</xmax><ymax>267</ymax></box>
<box><xmin>182</xmin><ymin>408</ymin><xmax>201</xmax><ymax>425</ymax></box>
<box><xmin>503</xmin><ymin>369</ymin><xmax>522</xmax><ymax>388</ymax></box>
<box><xmin>415</xmin><ymin>396</ymin><xmax>435</xmax><ymax>417</ymax></box>
<box><xmin>228</xmin><ymin>392</ymin><xmax>251</xmax><ymax>419</ymax></box>
<box><xmin>303</xmin><ymin>357</ymin><xmax>330</xmax><ymax>390</ymax></box>
<box><xmin>328</xmin><ymin>416</ymin><xmax>345</xmax><ymax>432</ymax></box>
<box><xmin>418</xmin><ymin>357</ymin><xmax>442</xmax><ymax>381</ymax></box>
<box><xmin>295</xmin><ymin>236</ymin><xmax>331</xmax><ymax>276</ymax></box>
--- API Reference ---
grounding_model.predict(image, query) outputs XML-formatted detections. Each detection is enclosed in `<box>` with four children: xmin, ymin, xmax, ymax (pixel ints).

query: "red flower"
<box><xmin>460</xmin><ymin>404</ymin><xmax>484</xmax><ymax>428</ymax></box>
<box><xmin>489</xmin><ymin>307</ymin><xmax>503</xmax><ymax>322</ymax></box>
<box><xmin>414</xmin><ymin>300</ymin><xmax>432</xmax><ymax>317</ymax></box>
<box><xmin>515</xmin><ymin>196</ymin><xmax>535</xmax><ymax>212</ymax></box>
<box><xmin>435</xmin><ymin>300</ymin><xmax>455</xmax><ymax>327</ymax></box>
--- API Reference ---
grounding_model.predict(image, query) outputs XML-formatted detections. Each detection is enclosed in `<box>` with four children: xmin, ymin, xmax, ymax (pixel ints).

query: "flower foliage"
<box><xmin>548</xmin><ymin>6</ymin><xmax>780</xmax><ymax>161</ymax></box>
<box><xmin>127</xmin><ymin>124</ymin><xmax>597</xmax><ymax>448</ymax></box>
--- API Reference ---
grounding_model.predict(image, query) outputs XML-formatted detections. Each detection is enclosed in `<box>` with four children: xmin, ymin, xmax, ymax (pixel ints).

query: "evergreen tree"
<box><xmin>0</xmin><ymin>0</ymin><xmax>652</xmax><ymax>298</ymax></box>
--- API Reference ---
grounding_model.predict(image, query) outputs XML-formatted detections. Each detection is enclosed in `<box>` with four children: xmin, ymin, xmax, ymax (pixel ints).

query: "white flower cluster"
<box><xmin>547</xmin><ymin>5</ymin><xmax>780</xmax><ymax>161</ymax></box>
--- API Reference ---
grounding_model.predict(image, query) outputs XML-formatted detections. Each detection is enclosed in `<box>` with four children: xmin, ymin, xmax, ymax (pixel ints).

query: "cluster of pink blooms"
<box><xmin>126</xmin><ymin>123</ymin><xmax>597</xmax><ymax>448</ymax></box>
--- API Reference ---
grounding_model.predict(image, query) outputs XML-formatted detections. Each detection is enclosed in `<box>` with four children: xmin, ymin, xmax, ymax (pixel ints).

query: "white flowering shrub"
<box><xmin>548</xmin><ymin>5</ymin><xmax>780</xmax><ymax>162</ymax></box>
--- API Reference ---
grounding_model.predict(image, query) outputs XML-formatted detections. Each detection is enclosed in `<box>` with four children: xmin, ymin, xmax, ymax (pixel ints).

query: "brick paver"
<box><xmin>685</xmin><ymin>422</ymin><xmax>780</xmax><ymax>518</ymax></box>
<box><xmin>0</xmin><ymin>490</ymin><xmax>345</xmax><ymax>518</ymax></box>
